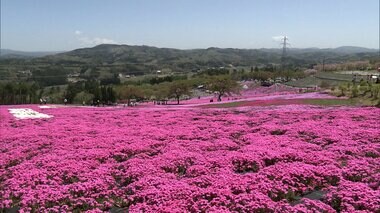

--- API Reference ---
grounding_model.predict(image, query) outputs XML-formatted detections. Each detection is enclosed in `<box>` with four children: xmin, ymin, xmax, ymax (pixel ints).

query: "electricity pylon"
<box><xmin>281</xmin><ymin>36</ymin><xmax>290</xmax><ymax>63</ymax></box>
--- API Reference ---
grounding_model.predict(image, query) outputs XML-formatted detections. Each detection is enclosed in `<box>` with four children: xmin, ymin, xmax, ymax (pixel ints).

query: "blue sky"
<box><xmin>1</xmin><ymin>0</ymin><xmax>379</xmax><ymax>51</ymax></box>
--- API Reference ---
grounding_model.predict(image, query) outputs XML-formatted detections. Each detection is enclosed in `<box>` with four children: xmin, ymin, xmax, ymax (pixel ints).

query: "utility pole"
<box><xmin>322</xmin><ymin>56</ymin><xmax>325</xmax><ymax>72</ymax></box>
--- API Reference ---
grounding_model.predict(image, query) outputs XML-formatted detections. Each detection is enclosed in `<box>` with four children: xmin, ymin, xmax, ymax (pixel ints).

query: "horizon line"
<box><xmin>1</xmin><ymin>44</ymin><xmax>379</xmax><ymax>53</ymax></box>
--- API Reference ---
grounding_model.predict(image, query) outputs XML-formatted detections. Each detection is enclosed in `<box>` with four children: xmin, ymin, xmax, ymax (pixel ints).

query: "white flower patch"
<box><xmin>9</xmin><ymin>108</ymin><xmax>53</xmax><ymax>119</ymax></box>
<box><xmin>39</xmin><ymin>105</ymin><xmax>57</xmax><ymax>109</ymax></box>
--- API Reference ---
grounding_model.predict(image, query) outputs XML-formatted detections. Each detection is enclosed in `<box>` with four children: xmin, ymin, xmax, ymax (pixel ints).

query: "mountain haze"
<box><xmin>0</xmin><ymin>49</ymin><xmax>64</xmax><ymax>59</ymax></box>
<box><xmin>0</xmin><ymin>44</ymin><xmax>378</xmax><ymax>85</ymax></box>
<box><xmin>41</xmin><ymin>44</ymin><xmax>378</xmax><ymax>70</ymax></box>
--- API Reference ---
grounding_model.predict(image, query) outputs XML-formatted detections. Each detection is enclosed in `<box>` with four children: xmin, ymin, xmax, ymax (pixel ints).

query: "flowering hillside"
<box><xmin>0</xmin><ymin>104</ymin><xmax>379</xmax><ymax>212</ymax></box>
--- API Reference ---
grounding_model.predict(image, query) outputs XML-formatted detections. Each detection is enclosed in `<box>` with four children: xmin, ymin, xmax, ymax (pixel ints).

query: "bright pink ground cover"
<box><xmin>0</xmin><ymin>104</ymin><xmax>379</xmax><ymax>212</ymax></box>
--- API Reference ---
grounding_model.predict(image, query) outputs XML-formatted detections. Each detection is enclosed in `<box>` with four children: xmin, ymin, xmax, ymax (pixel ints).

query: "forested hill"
<box><xmin>0</xmin><ymin>44</ymin><xmax>378</xmax><ymax>87</ymax></box>
<box><xmin>43</xmin><ymin>44</ymin><xmax>378</xmax><ymax>68</ymax></box>
<box><xmin>2</xmin><ymin>44</ymin><xmax>378</xmax><ymax>67</ymax></box>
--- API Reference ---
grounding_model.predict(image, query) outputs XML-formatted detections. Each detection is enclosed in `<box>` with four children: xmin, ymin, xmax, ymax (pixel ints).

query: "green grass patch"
<box><xmin>301</xmin><ymin>99</ymin><xmax>359</xmax><ymax>106</ymax></box>
<box><xmin>201</xmin><ymin>98</ymin><xmax>368</xmax><ymax>109</ymax></box>
<box><xmin>202</xmin><ymin>101</ymin><xmax>245</xmax><ymax>108</ymax></box>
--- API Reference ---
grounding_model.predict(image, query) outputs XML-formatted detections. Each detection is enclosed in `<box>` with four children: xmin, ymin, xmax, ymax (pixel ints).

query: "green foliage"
<box><xmin>100</xmin><ymin>74</ymin><xmax>120</xmax><ymax>85</ymax></box>
<box><xmin>100</xmin><ymin>86</ymin><xmax>116</xmax><ymax>103</ymax></box>
<box><xmin>65</xmin><ymin>83</ymin><xmax>83</xmax><ymax>103</ymax></box>
<box><xmin>153</xmin><ymin>83</ymin><xmax>170</xmax><ymax>101</ymax></box>
<box><xmin>338</xmin><ymin>84</ymin><xmax>347</xmax><ymax>97</ymax></box>
<box><xmin>195</xmin><ymin>68</ymin><xmax>229</xmax><ymax>76</ymax></box>
<box><xmin>116</xmin><ymin>85</ymin><xmax>144</xmax><ymax>105</ymax></box>
<box><xmin>359</xmin><ymin>83</ymin><xmax>370</xmax><ymax>96</ymax></box>
<box><xmin>63</xmin><ymin>82</ymin><xmax>115</xmax><ymax>105</ymax></box>
<box><xmin>84</xmin><ymin>80</ymin><xmax>100</xmax><ymax>94</ymax></box>
<box><xmin>359</xmin><ymin>79</ymin><xmax>367</xmax><ymax>87</ymax></box>
<box><xmin>32</xmin><ymin>66</ymin><xmax>68</xmax><ymax>86</ymax></box>
<box><xmin>0</xmin><ymin>82</ymin><xmax>40</xmax><ymax>105</ymax></box>
<box><xmin>1</xmin><ymin>44</ymin><xmax>378</xmax><ymax>88</ymax></box>
<box><xmin>207</xmin><ymin>75</ymin><xmax>240</xmax><ymax>101</ymax></box>
<box><xmin>371</xmin><ymin>84</ymin><xmax>380</xmax><ymax>99</ymax></box>
<box><xmin>351</xmin><ymin>85</ymin><xmax>359</xmax><ymax>98</ymax></box>
<box><xmin>319</xmin><ymin>81</ymin><xmax>331</xmax><ymax>88</ymax></box>
<box><xmin>149</xmin><ymin>75</ymin><xmax>188</xmax><ymax>85</ymax></box>
<box><xmin>376</xmin><ymin>99</ymin><xmax>380</xmax><ymax>108</ymax></box>
<box><xmin>168</xmin><ymin>80</ymin><xmax>191</xmax><ymax>104</ymax></box>
<box><xmin>335</xmin><ymin>81</ymin><xmax>380</xmax><ymax>106</ymax></box>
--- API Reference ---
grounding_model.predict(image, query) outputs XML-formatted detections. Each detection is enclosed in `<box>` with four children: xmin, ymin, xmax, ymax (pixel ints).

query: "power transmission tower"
<box><xmin>280</xmin><ymin>36</ymin><xmax>290</xmax><ymax>71</ymax></box>
<box><xmin>281</xmin><ymin>36</ymin><xmax>290</xmax><ymax>64</ymax></box>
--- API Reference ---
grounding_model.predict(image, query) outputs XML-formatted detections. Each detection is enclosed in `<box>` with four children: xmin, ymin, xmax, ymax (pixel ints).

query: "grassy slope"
<box><xmin>201</xmin><ymin>98</ymin><xmax>361</xmax><ymax>108</ymax></box>
<box><xmin>285</xmin><ymin>72</ymin><xmax>356</xmax><ymax>88</ymax></box>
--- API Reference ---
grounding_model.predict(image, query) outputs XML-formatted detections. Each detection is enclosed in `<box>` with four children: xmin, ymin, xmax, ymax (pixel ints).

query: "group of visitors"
<box><xmin>39</xmin><ymin>98</ymin><xmax>47</xmax><ymax>104</ymax></box>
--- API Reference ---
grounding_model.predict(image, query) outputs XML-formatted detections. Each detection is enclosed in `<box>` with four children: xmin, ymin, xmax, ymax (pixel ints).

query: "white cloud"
<box><xmin>272</xmin><ymin>35</ymin><xmax>285</xmax><ymax>41</ymax></box>
<box><xmin>78</xmin><ymin>36</ymin><xmax>118</xmax><ymax>46</ymax></box>
<box><xmin>74</xmin><ymin>30</ymin><xmax>118</xmax><ymax>46</ymax></box>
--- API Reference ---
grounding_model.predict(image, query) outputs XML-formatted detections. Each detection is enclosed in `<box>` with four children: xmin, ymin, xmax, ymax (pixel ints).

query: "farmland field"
<box><xmin>0</xmin><ymin>97</ymin><xmax>379</xmax><ymax>212</ymax></box>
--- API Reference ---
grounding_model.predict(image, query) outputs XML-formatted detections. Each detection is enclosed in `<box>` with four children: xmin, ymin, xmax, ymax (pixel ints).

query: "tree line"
<box><xmin>0</xmin><ymin>82</ymin><xmax>40</xmax><ymax>105</ymax></box>
<box><xmin>115</xmin><ymin>75</ymin><xmax>240</xmax><ymax>105</ymax></box>
<box><xmin>1</xmin><ymin>69</ymin><xmax>306</xmax><ymax>105</ymax></box>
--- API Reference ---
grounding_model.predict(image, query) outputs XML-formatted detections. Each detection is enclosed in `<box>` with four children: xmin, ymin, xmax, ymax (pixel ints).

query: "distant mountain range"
<box><xmin>43</xmin><ymin>44</ymin><xmax>378</xmax><ymax>71</ymax></box>
<box><xmin>330</xmin><ymin>46</ymin><xmax>379</xmax><ymax>54</ymax></box>
<box><xmin>305</xmin><ymin>46</ymin><xmax>378</xmax><ymax>54</ymax></box>
<box><xmin>255</xmin><ymin>46</ymin><xmax>378</xmax><ymax>54</ymax></box>
<box><xmin>0</xmin><ymin>45</ymin><xmax>378</xmax><ymax>59</ymax></box>
<box><xmin>0</xmin><ymin>49</ymin><xmax>64</xmax><ymax>58</ymax></box>
<box><xmin>0</xmin><ymin>45</ymin><xmax>378</xmax><ymax>82</ymax></box>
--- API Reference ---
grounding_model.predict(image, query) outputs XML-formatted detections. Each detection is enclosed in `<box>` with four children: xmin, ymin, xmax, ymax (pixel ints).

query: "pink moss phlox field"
<box><xmin>0</xmin><ymin>104</ymin><xmax>379</xmax><ymax>212</ymax></box>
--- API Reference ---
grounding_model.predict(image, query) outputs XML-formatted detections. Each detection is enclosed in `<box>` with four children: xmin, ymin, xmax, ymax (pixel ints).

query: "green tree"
<box><xmin>338</xmin><ymin>84</ymin><xmax>347</xmax><ymax>97</ymax></box>
<box><xmin>92</xmin><ymin>87</ymin><xmax>101</xmax><ymax>104</ymax></box>
<box><xmin>65</xmin><ymin>83</ymin><xmax>83</xmax><ymax>104</ymax></box>
<box><xmin>107</xmin><ymin>86</ymin><xmax>116</xmax><ymax>103</ymax></box>
<box><xmin>4</xmin><ymin>83</ymin><xmax>15</xmax><ymax>104</ymax></box>
<box><xmin>153</xmin><ymin>83</ymin><xmax>170</xmax><ymax>103</ymax></box>
<box><xmin>32</xmin><ymin>66</ymin><xmax>68</xmax><ymax>86</ymax></box>
<box><xmin>371</xmin><ymin>85</ymin><xmax>380</xmax><ymax>100</ymax></box>
<box><xmin>116</xmin><ymin>85</ymin><xmax>144</xmax><ymax>106</ymax></box>
<box><xmin>0</xmin><ymin>82</ymin><xmax>40</xmax><ymax>105</ymax></box>
<box><xmin>207</xmin><ymin>75</ymin><xmax>240</xmax><ymax>101</ymax></box>
<box><xmin>351</xmin><ymin>85</ymin><xmax>359</xmax><ymax>98</ymax></box>
<box><xmin>100</xmin><ymin>86</ymin><xmax>108</xmax><ymax>103</ymax></box>
<box><xmin>73</xmin><ymin>91</ymin><xmax>94</xmax><ymax>104</ymax></box>
<box><xmin>168</xmin><ymin>80</ymin><xmax>191</xmax><ymax>104</ymax></box>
